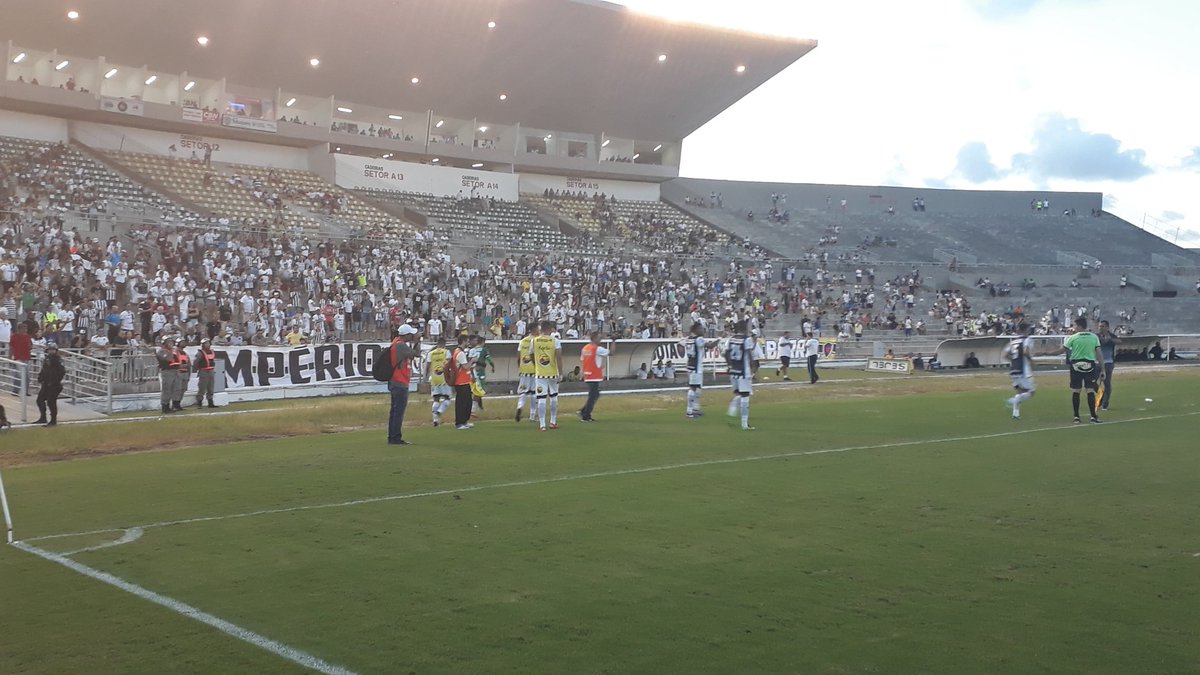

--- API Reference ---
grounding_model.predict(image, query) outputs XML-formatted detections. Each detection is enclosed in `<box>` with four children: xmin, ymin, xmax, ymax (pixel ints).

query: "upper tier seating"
<box><xmin>522</xmin><ymin>193</ymin><xmax>738</xmax><ymax>258</ymax></box>
<box><xmin>101</xmin><ymin>151</ymin><xmax>321</xmax><ymax>234</ymax></box>
<box><xmin>358</xmin><ymin>190</ymin><xmax>606</xmax><ymax>253</ymax></box>
<box><xmin>0</xmin><ymin>136</ymin><xmax>188</xmax><ymax>219</ymax></box>
<box><xmin>224</xmin><ymin>164</ymin><xmax>412</xmax><ymax>241</ymax></box>
<box><xmin>665</xmin><ymin>178</ymin><xmax>1200</xmax><ymax>267</ymax></box>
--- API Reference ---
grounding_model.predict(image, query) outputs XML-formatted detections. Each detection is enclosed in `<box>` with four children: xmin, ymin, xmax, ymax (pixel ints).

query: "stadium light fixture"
<box><xmin>478</xmin><ymin>126</ymin><xmax>488</xmax><ymax>133</ymax></box>
<box><xmin>337</xmin><ymin>107</ymin><xmax>353</xmax><ymax>113</ymax></box>
<box><xmin>104</xmin><ymin>68</ymin><xmax>118</xmax><ymax>79</ymax></box>
<box><xmin>145</xmin><ymin>75</ymin><xmax>157</xmax><ymax>85</ymax></box>
<box><xmin>657</xmin><ymin>53</ymin><xmax>667</xmax><ymax>63</ymax></box>
<box><xmin>499</xmin><ymin>93</ymin><xmax>508</xmax><ymax>101</ymax></box>
<box><xmin>601</xmin><ymin>139</ymin><xmax>610</xmax><ymax>147</ymax></box>
<box><xmin>431</xmin><ymin>158</ymin><xmax>439</xmax><ymax>163</ymax></box>
<box><xmin>56</xmin><ymin>60</ymin><xmax>70</xmax><ymax>71</ymax></box>
<box><xmin>184</xmin><ymin>80</ymin><xmax>195</xmax><ymax>91</ymax></box>
<box><xmin>309</xmin><ymin>58</ymin><xmax>321</xmax><ymax>67</ymax></box>
<box><xmin>633</xmin><ymin>153</ymin><xmax>640</xmax><ymax>159</ymax></box>
<box><xmin>736</xmin><ymin>64</ymin><xmax>747</xmax><ymax>74</ymax></box>
<box><xmin>653</xmin><ymin>144</ymin><xmax>662</xmax><ymax>151</ymax></box>
<box><xmin>472</xmin><ymin>162</ymin><xmax>484</xmax><ymax>168</ymax></box>
<box><xmin>487</xmin><ymin>21</ymin><xmax>497</xmax><ymax>29</ymax></box>
<box><xmin>545</xmin><ymin>134</ymin><xmax>552</xmax><ymax>140</ymax></box>
<box><xmin>285</xmin><ymin>97</ymin><xmax>296</xmax><ymax>107</ymax></box>
<box><xmin>67</xmin><ymin>10</ymin><xmax>80</xmax><ymax>19</ymax></box>
<box><xmin>411</xmin><ymin>77</ymin><xmax>420</xmax><ymax>85</ymax></box>
<box><xmin>336</xmin><ymin>146</ymin><xmax>341</xmax><ymax>151</ymax></box>
<box><xmin>388</xmin><ymin>114</ymin><xmax>403</xmax><ymax>120</ymax></box>
<box><xmin>196</xmin><ymin>36</ymin><xmax>210</xmax><ymax>47</ymax></box>
<box><xmin>12</xmin><ymin>53</ymin><xmax>25</xmax><ymax>64</ymax></box>
<box><xmin>435</xmin><ymin>119</ymin><xmax>444</xmax><ymax>128</ymax></box>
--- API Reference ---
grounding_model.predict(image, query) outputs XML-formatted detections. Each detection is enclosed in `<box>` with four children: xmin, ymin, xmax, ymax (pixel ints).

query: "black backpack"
<box><xmin>371</xmin><ymin>344</ymin><xmax>395</xmax><ymax>382</ymax></box>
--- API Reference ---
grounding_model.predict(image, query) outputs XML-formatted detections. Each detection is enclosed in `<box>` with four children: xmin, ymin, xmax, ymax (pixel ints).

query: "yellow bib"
<box><xmin>532</xmin><ymin>335</ymin><xmax>559</xmax><ymax>378</ymax></box>
<box><xmin>518</xmin><ymin>335</ymin><xmax>536</xmax><ymax>375</ymax></box>
<box><xmin>428</xmin><ymin>348</ymin><xmax>449</xmax><ymax>386</ymax></box>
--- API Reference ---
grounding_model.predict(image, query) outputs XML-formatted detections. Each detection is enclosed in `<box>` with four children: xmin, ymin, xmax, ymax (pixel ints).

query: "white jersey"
<box><xmin>803</xmin><ymin>337</ymin><xmax>819</xmax><ymax>358</ymax></box>
<box><xmin>1007</xmin><ymin>336</ymin><xmax>1034</xmax><ymax>379</ymax></box>
<box><xmin>777</xmin><ymin>337</ymin><xmax>794</xmax><ymax>359</ymax></box>
<box><xmin>725</xmin><ymin>335</ymin><xmax>756</xmax><ymax>377</ymax></box>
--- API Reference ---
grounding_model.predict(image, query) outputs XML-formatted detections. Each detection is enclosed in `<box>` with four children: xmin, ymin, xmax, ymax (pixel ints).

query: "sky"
<box><xmin>615</xmin><ymin>0</ymin><xmax>1200</xmax><ymax>247</ymax></box>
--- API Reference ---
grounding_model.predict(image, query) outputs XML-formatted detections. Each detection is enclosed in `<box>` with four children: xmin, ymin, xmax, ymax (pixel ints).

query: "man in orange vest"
<box><xmin>171</xmin><ymin>342</ymin><xmax>190</xmax><ymax>412</ymax></box>
<box><xmin>450</xmin><ymin>333</ymin><xmax>476</xmax><ymax>430</ymax></box>
<box><xmin>578</xmin><ymin>332</ymin><xmax>611</xmax><ymax>422</ymax></box>
<box><xmin>193</xmin><ymin>338</ymin><xmax>218</xmax><ymax>408</ymax></box>
<box><xmin>387</xmin><ymin>324</ymin><xmax>420</xmax><ymax>445</ymax></box>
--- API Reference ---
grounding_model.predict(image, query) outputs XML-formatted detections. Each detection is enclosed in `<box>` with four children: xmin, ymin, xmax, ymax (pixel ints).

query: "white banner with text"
<box><xmin>333</xmin><ymin>154</ymin><xmax>518</xmax><ymax>200</ymax></box>
<box><xmin>518</xmin><ymin>173</ymin><xmax>661</xmax><ymax>201</ymax></box>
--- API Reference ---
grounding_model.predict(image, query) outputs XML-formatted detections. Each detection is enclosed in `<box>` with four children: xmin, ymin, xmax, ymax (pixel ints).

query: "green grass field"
<box><xmin>2</xmin><ymin>368</ymin><xmax>1198</xmax><ymax>674</ymax></box>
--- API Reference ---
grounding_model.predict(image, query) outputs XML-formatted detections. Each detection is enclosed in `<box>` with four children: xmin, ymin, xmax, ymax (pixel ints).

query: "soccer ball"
<box><xmin>762</xmin><ymin>376</ymin><xmax>770</xmax><ymax>381</ymax></box>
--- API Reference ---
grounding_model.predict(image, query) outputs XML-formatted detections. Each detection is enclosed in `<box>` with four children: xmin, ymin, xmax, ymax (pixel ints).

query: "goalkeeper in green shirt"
<box><xmin>470</xmin><ymin>334</ymin><xmax>496</xmax><ymax>416</ymax></box>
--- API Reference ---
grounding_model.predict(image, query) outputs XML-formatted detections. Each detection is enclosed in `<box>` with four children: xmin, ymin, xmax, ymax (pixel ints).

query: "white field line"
<box><xmin>11</xmin><ymin>540</ymin><xmax>359</xmax><ymax>675</ymax></box>
<box><xmin>58</xmin><ymin>527</ymin><xmax>144</xmax><ymax>555</ymax></box>
<box><xmin>25</xmin><ymin>409</ymin><xmax>1199</xmax><ymax>545</ymax></box>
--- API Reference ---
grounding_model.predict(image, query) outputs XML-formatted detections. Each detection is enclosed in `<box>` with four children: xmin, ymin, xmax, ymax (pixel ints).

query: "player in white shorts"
<box><xmin>515</xmin><ymin>323</ymin><xmax>539</xmax><ymax>423</ymax></box>
<box><xmin>682</xmin><ymin>322</ymin><xmax>706</xmax><ymax>418</ymax></box>
<box><xmin>529</xmin><ymin>320</ymin><xmax>564</xmax><ymax>430</ymax></box>
<box><xmin>725</xmin><ymin>321</ymin><xmax>758</xmax><ymax>430</ymax></box>
<box><xmin>424</xmin><ymin>337</ymin><xmax>453</xmax><ymax>426</ymax></box>
<box><xmin>1004</xmin><ymin>324</ymin><xmax>1036</xmax><ymax>419</ymax></box>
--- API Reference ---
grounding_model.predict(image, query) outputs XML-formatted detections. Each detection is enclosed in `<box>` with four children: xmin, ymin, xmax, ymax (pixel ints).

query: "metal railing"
<box><xmin>0</xmin><ymin>350</ymin><xmax>113</xmax><ymax>423</ymax></box>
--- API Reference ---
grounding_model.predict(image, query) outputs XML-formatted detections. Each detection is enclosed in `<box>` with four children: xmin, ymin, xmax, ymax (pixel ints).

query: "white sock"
<box><xmin>550</xmin><ymin>396</ymin><xmax>558</xmax><ymax>424</ymax></box>
<box><xmin>687</xmin><ymin>389</ymin><xmax>698</xmax><ymax>413</ymax></box>
<box><xmin>439</xmin><ymin>399</ymin><xmax>451</xmax><ymax>415</ymax></box>
<box><xmin>517</xmin><ymin>394</ymin><xmax>526</xmax><ymax>411</ymax></box>
<box><xmin>740</xmin><ymin>397</ymin><xmax>750</xmax><ymax>428</ymax></box>
<box><xmin>728</xmin><ymin>397</ymin><xmax>738</xmax><ymax>416</ymax></box>
<box><xmin>538</xmin><ymin>398</ymin><xmax>547</xmax><ymax>428</ymax></box>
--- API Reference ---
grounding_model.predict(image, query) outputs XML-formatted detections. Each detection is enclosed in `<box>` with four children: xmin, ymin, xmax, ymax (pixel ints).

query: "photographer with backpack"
<box><xmin>378</xmin><ymin>324</ymin><xmax>419</xmax><ymax>445</ymax></box>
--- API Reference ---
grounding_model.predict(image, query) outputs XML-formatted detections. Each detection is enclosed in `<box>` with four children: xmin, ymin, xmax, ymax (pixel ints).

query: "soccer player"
<box><xmin>578</xmin><ymin>332</ymin><xmax>611</xmax><ymax>422</ymax></box>
<box><xmin>470</xmin><ymin>334</ymin><xmax>495</xmax><ymax>416</ymax></box>
<box><xmin>530</xmin><ymin>320</ymin><xmax>563</xmax><ymax>430</ymax></box>
<box><xmin>725</xmin><ymin>321</ymin><xmax>757</xmax><ymax>430</ymax></box>
<box><xmin>425</xmin><ymin>336</ymin><xmax>452</xmax><ymax>427</ymax></box>
<box><xmin>1096</xmin><ymin>320</ymin><xmax>1121</xmax><ymax>411</ymax></box>
<box><xmin>1043</xmin><ymin>316</ymin><xmax>1104</xmax><ymax>424</ymax></box>
<box><xmin>776</xmin><ymin>331</ymin><xmax>794</xmax><ymax>381</ymax></box>
<box><xmin>1004</xmin><ymin>323</ymin><xmax>1036</xmax><ymax>419</ymax></box>
<box><xmin>803</xmin><ymin>332</ymin><xmax>820</xmax><ymax>384</ymax></box>
<box><xmin>683</xmin><ymin>322</ymin><xmax>706</xmax><ymax>418</ymax></box>
<box><xmin>515</xmin><ymin>322</ymin><xmax>539</xmax><ymax>424</ymax></box>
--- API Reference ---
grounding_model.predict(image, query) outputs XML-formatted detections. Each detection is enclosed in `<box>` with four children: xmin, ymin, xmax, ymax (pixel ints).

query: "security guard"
<box><xmin>194</xmin><ymin>338</ymin><xmax>217</xmax><ymax>408</ymax></box>
<box><xmin>156</xmin><ymin>337</ymin><xmax>178</xmax><ymax>414</ymax></box>
<box><xmin>172</xmin><ymin>341</ymin><xmax>190</xmax><ymax>412</ymax></box>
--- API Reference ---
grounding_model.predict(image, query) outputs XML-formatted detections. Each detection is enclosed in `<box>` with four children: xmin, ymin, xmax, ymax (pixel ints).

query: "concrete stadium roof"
<box><xmin>1</xmin><ymin>0</ymin><xmax>816</xmax><ymax>142</ymax></box>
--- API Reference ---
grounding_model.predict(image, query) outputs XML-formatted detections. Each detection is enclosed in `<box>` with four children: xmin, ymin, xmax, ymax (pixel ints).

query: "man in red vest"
<box><xmin>387</xmin><ymin>324</ymin><xmax>419</xmax><ymax>445</ymax></box>
<box><xmin>578</xmin><ymin>332</ymin><xmax>612</xmax><ymax>422</ymax></box>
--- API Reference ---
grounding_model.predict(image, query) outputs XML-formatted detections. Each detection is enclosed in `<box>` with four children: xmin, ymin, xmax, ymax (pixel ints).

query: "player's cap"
<box><xmin>397</xmin><ymin>324</ymin><xmax>418</xmax><ymax>336</ymax></box>
<box><xmin>201</xmin><ymin>338</ymin><xmax>211</xmax><ymax>344</ymax></box>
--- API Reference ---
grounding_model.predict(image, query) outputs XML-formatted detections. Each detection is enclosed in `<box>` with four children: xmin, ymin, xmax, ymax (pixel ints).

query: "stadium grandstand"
<box><xmin>3</xmin><ymin>3</ymin><xmax>1200</xmax><ymax>675</ymax></box>
<box><xmin>0</xmin><ymin>0</ymin><xmax>1197</xmax><ymax>400</ymax></box>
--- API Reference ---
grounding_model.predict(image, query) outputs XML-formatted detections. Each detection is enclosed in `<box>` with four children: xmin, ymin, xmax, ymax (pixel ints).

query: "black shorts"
<box><xmin>780</xmin><ymin>356</ymin><xmax>791</xmax><ymax>367</ymax></box>
<box><xmin>1068</xmin><ymin>360</ymin><xmax>1099</xmax><ymax>390</ymax></box>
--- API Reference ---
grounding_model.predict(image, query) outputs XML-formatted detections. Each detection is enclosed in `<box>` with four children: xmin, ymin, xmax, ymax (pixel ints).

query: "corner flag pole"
<box><xmin>0</xmin><ymin>468</ymin><xmax>13</xmax><ymax>543</ymax></box>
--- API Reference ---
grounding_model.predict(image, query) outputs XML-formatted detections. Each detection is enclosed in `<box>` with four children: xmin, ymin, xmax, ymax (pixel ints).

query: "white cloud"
<box><xmin>616</xmin><ymin>0</ymin><xmax>1200</xmax><ymax>244</ymax></box>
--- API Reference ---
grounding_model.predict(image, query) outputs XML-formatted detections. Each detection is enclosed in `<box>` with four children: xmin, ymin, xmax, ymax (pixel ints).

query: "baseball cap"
<box><xmin>397</xmin><ymin>324</ymin><xmax>418</xmax><ymax>336</ymax></box>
